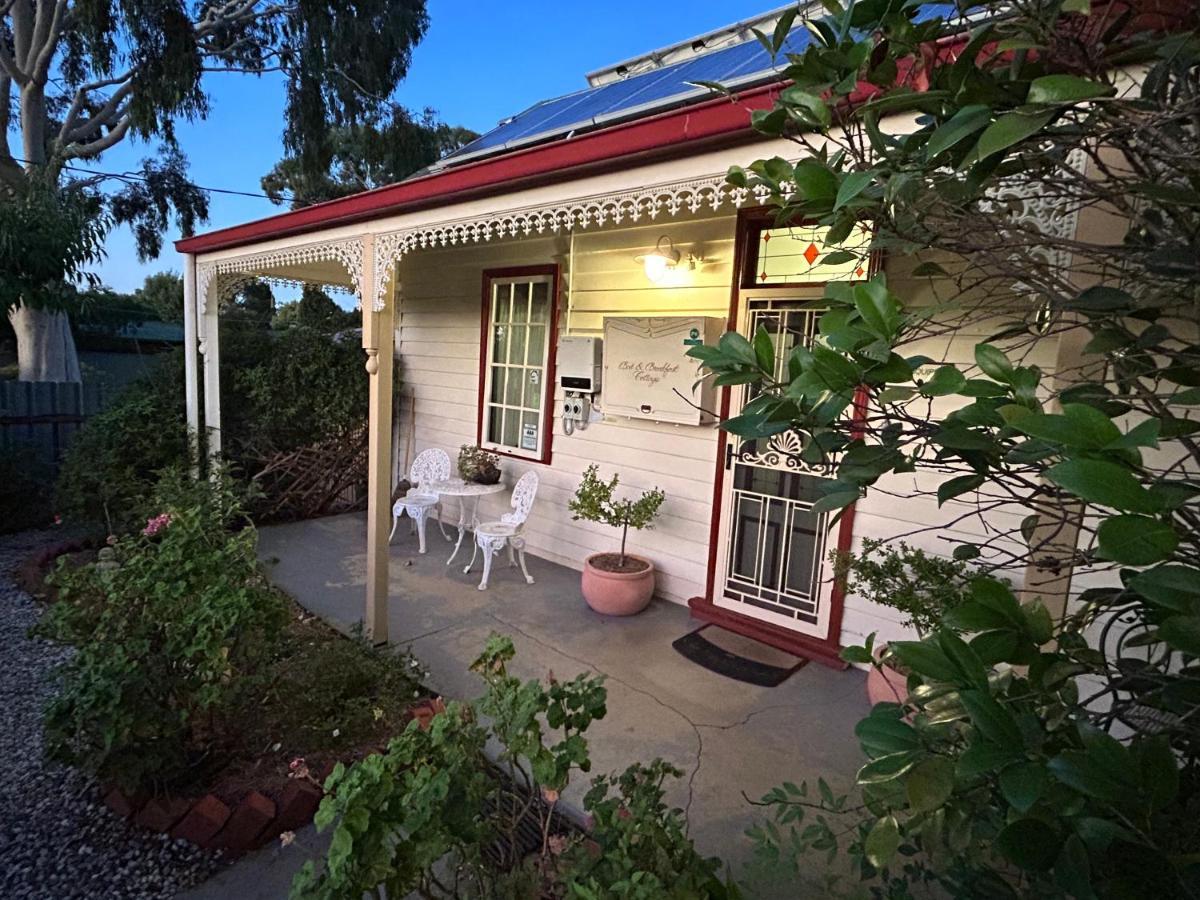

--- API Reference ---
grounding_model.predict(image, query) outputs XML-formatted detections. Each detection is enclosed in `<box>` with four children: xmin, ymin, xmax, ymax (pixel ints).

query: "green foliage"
<box><xmin>262</xmin><ymin>106</ymin><xmax>478</xmax><ymax>207</ymax></box>
<box><xmin>0</xmin><ymin>177</ymin><xmax>107</xmax><ymax>314</ymax></box>
<box><xmin>54</xmin><ymin>354</ymin><xmax>189</xmax><ymax>534</ymax></box>
<box><xmin>564</xmin><ymin>759</ymin><xmax>734</xmax><ymax>900</ymax></box>
<box><xmin>0</xmin><ymin>441</ymin><xmax>55</xmax><ymax>533</ymax></box>
<box><xmin>56</xmin><ymin>321</ymin><xmax>369</xmax><ymax>531</ymax></box>
<box><xmin>37</xmin><ymin>472</ymin><xmax>287</xmax><ymax>790</ymax></box>
<box><xmin>834</xmin><ymin>540</ymin><xmax>974</xmax><ymax>637</ymax></box>
<box><xmin>693</xmin><ymin>2</ymin><xmax>1200</xmax><ymax>896</ymax></box>
<box><xmin>293</xmin><ymin>635</ymin><xmax>727</xmax><ymax>899</ymax></box>
<box><xmin>134</xmin><ymin>271</ymin><xmax>184</xmax><ymax>323</ymax></box>
<box><xmin>568</xmin><ymin>464</ymin><xmax>666</xmax><ymax>563</ymax></box>
<box><xmin>272</xmin><ymin>285</ymin><xmax>358</xmax><ymax>333</ymax></box>
<box><xmin>457</xmin><ymin>444</ymin><xmax>501</xmax><ymax>483</ymax></box>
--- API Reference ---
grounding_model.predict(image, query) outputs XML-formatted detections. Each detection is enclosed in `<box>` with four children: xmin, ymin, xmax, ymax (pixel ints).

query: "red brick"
<box><xmin>103</xmin><ymin>786</ymin><xmax>145</xmax><ymax>819</ymax></box>
<box><xmin>170</xmin><ymin>794</ymin><xmax>232</xmax><ymax>848</ymax></box>
<box><xmin>213</xmin><ymin>791</ymin><xmax>276</xmax><ymax>856</ymax></box>
<box><xmin>253</xmin><ymin>780</ymin><xmax>322</xmax><ymax>849</ymax></box>
<box><xmin>134</xmin><ymin>796</ymin><xmax>192</xmax><ymax>833</ymax></box>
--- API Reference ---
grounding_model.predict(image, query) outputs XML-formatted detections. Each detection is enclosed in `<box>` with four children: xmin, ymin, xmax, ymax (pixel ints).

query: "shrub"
<box><xmin>568</xmin><ymin>465</ymin><xmax>665</xmax><ymax>565</ymax></box>
<box><xmin>54</xmin><ymin>352</ymin><xmax>189</xmax><ymax>533</ymax></box>
<box><xmin>38</xmin><ymin>471</ymin><xmax>287</xmax><ymax>790</ymax></box>
<box><xmin>292</xmin><ymin>636</ymin><xmax>729</xmax><ymax>899</ymax></box>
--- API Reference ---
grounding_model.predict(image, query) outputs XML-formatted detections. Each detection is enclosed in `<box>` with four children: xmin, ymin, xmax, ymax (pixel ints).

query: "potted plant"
<box><xmin>568</xmin><ymin>465</ymin><xmax>666</xmax><ymax>616</ymax></box>
<box><xmin>833</xmin><ymin>540</ymin><xmax>973</xmax><ymax>705</ymax></box>
<box><xmin>457</xmin><ymin>445</ymin><xmax>501</xmax><ymax>485</ymax></box>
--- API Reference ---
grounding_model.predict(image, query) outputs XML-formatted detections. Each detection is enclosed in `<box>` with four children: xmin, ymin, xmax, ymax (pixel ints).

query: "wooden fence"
<box><xmin>0</xmin><ymin>381</ymin><xmax>107</xmax><ymax>470</ymax></box>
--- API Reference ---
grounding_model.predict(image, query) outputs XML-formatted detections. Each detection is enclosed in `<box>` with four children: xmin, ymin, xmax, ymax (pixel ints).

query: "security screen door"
<box><xmin>712</xmin><ymin>294</ymin><xmax>841</xmax><ymax>639</ymax></box>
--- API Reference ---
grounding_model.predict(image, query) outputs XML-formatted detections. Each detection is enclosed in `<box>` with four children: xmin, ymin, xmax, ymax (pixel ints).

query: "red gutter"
<box><xmin>175</xmin><ymin>83</ymin><xmax>784</xmax><ymax>255</ymax></box>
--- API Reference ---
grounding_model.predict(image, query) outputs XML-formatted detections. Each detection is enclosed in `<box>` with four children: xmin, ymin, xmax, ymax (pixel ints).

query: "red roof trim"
<box><xmin>175</xmin><ymin>83</ymin><xmax>783</xmax><ymax>255</ymax></box>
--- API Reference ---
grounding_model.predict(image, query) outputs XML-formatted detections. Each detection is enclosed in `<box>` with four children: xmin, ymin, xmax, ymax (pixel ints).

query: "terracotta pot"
<box><xmin>581</xmin><ymin>553</ymin><xmax>655</xmax><ymax>616</ymax></box>
<box><xmin>866</xmin><ymin>644</ymin><xmax>909</xmax><ymax>707</ymax></box>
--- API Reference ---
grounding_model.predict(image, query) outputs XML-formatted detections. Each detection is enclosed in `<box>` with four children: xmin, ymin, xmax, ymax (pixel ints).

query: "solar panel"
<box><xmin>442</xmin><ymin>3</ymin><xmax>958</xmax><ymax>165</ymax></box>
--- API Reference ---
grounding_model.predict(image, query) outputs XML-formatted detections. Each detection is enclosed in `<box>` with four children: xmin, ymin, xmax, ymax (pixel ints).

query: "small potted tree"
<box><xmin>569</xmin><ymin>465</ymin><xmax>665</xmax><ymax>616</ymax></box>
<box><xmin>834</xmin><ymin>540</ymin><xmax>973</xmax><ymax>705</ymax></box>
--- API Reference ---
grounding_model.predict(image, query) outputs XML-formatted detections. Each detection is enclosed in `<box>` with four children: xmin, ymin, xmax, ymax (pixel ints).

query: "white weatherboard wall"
<box><xmin>393</xmin><ymin>213</ymin><xmax>735</xmax><ymax>606</ymax></box>
<box><xmin>391</xmin><ymin>215</ymin><xmax>1065</xmax><ymax>648</ymax></box>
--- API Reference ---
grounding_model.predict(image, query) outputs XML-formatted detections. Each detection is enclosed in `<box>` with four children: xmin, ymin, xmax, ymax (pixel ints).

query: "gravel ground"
<box><xmin>0</xmin><ymin>529</ymin><xmax>222</xmax><ymax>900</ymax></box>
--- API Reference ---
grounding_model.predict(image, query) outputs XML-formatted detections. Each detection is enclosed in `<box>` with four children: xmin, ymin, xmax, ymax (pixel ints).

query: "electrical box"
<box><xmin>557</xmin><ymin>336</ymin><xmax>602</xmax><ymax>394</ymax></box>
<box><xmin>602</xmin><ymin>316</ymin><xmax>724</xmax><ymax>426</ymax></box>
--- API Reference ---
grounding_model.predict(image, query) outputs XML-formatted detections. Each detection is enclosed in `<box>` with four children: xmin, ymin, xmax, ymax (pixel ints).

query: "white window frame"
<box><xmin>479</xmin><ymin>271</ymin><xmax>556</xmax><ymax>462</ymax></box>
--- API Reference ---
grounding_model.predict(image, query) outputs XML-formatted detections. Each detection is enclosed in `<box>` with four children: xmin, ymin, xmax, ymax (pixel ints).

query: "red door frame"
<box><xmin>687</xmin><ymin>209</ymin><xmax>869</xmax><ymax>670</ymax></box>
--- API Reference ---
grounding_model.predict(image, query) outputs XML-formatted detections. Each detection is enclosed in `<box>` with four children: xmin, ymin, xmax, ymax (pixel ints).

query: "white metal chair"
<box><xmin>390</xmin><ymin>448</ymin><xmax>451</xmax><ymax>553</ymax></box>
<box><xmin>467</xmin><ymin>471</ymin><xmax>539</xmax><ymax>591</ymax></box>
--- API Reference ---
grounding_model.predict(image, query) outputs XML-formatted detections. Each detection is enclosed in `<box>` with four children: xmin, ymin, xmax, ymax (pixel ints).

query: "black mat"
<box><xmin>671</xmin><ymin>625</ymin><xmax>808</xmax><ymax>687</ymax></box>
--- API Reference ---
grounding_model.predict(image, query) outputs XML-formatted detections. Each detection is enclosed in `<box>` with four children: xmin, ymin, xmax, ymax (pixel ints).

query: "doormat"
<box><xmin>671</xmin><ymin>625</ymin><xmax>808</xmax><ymax>687</ymax></box>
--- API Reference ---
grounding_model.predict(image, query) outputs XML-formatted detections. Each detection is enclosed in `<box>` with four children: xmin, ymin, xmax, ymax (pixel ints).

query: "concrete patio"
<box><xmin>198</xmin><ymin>512</ymin><xmax>870</xmax><ymax>897</ymax></box>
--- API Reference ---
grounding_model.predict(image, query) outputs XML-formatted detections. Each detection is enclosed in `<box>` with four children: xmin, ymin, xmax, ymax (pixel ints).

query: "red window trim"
<box><xmin>476</xmin><ymin>264</ymin><xmax>561</xmax><ymax>467</ymax></box>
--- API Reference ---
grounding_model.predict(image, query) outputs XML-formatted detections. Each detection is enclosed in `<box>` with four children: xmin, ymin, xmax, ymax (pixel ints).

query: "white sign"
<box><xmin>521</xmin><ymin>422</ymin><xmax>538</xmax><ymax>451</ymax></box>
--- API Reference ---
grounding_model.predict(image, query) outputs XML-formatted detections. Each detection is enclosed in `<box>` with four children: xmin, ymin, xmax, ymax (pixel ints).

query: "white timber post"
<box><xmin>182</xmin><ymin>254</ymin><xmax>200</xmax><ymax>475</ymax></box>
<box><xmin>362</xmin><ymin>233</ymin><xmax>393</xmax><ymax>644</ymax></box>
<box><xmin>200</xmin><ymin>270</ymin><xmax>222</xmax><ymax>464</ymax></box>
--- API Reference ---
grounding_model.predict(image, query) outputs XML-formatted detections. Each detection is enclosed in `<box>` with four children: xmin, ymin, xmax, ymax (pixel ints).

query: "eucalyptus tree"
<box><xmin>1</xmin><ymin>0</ymin><xmax>429</xmax><ymax>381</ymax></box>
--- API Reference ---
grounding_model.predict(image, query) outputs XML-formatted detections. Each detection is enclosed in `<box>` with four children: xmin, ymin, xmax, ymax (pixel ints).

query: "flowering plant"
<box><xmin>141</xmin><ymin>512</ymin><xmax>172</xmax><ymax>537</ymax></box>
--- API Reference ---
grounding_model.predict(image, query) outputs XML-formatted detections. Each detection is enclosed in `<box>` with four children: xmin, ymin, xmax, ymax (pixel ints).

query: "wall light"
<box><xmin>636</xmin><ymin>235</ymin><xmax>684</xmax><ymax>283</ymax></box>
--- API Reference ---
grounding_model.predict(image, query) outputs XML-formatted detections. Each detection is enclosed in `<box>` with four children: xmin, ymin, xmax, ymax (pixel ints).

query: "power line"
<box><xmin>10</xmin><ymin>155</ymin><xmax>295</xmax><ymax>203</ymax></box>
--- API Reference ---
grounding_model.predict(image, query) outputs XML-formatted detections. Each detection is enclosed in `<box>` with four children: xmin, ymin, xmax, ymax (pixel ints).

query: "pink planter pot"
<box><xmin>866</xmin><ymin>644</ymin><xmax>910</xmax><ymax>707</ymax></box>
<box><xmin>581</xmin><ymin>553</ymin><xmax>655</xmax><ymax>616</ymax></box>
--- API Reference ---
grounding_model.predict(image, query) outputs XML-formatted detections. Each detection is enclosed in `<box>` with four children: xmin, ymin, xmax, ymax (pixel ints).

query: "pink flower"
<box><xmin>106</xmin><ymin>534</ymin><xmax>118</xmax><ymax>546</ymax></box>
<box><xmin>142</xmin><ymin>512</ymin><xmax>173</xmax><ymax>537</ymax></box>
<box><xmin>289</xmin><ymin>757</ymin><xmax>305</xmax><ymax>771</ymax></box>
<box><xmin>53</xmin><ymin>515</ymin><xmax>62</xmax><ymax>526</ymax></box>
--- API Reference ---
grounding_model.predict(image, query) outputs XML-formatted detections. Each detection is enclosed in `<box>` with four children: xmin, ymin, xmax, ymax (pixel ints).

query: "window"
<box><xmin>478</xmin><ymin>267</ymin><xmax>558</xmax><ymax>462</ymax></box>
<box><xmin>742</xmin><ymin>221</ymin><xmax>872</xmax><ymax>288</ymax></box>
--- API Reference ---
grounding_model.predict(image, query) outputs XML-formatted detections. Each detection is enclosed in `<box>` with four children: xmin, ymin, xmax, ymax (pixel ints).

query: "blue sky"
<box><xmin>83</xmin><ymin>0</ymin><xmax>773</xmax><ymax>293</ymax></box>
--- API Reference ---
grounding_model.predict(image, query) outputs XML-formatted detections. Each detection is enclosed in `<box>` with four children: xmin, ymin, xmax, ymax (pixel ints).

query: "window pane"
<box><xmin>504</xmin><ymin>365</ymin><xmax>523</xmax><ymax>406</ymax></box>
<box><xmin>522</xmin><ymin>367</ymin><xmax>542</xmax><ymax>407</ymax></box>
<box><xmin>530</xmin><ymin>281</ymin><xmax>550</xmax><ymax>323</ymax></box>
<box><xmin>492</xmin><ymin>324</ymin><xmax>507</xmax><ymax>362</ymax></box>
<box><xmin>487</xmin><ymin>405</ymin><xmax>504</xmax><ymax>445</ymax></box>
<box><xmin>490</xmin><ymin>366</ymin><xmax>506</xmax><ymax>404</ymax></box>
<box><xmin>502</xmin><ymin>409</ymin><xmax>520</xmax><ymax>448</ymax></box>
<box><xmin>508</xmin><ymin>324</ymin><xmax>527</xmax><ymax>368</ymax></box>
<box><xmin>754</xmin><ymin>225</ymin><xmax>871</xmax><ymax>285</ymax></box>
<box><xmin>493</xmin><ymin>283</ymin><xmax>512</xmax><ymax>323</ymax></box>
<box><xmin>512</xmin><ymin>282</ymin><xmax>531</xmax><ymax>322</ymax></box>
<box><xmin>526</xmin><ymin>324</ymin><xmax>546</xmax><ymax>366</ymax></box>
<box><xmin>520</xmin><ymin>411</ymin><xmax>541</xmax><ymax>453</ymax></box>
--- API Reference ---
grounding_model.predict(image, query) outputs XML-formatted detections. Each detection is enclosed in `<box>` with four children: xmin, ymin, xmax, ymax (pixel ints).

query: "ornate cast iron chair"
<box><xmin>390</xmin><ymin>448</ymin><xmax>451</xmax><ymax>553</ymax></box>
<box><xmin>467</xmin><ymin>471</ymin><xmax>539</xmax><ymax>591</ymax></box>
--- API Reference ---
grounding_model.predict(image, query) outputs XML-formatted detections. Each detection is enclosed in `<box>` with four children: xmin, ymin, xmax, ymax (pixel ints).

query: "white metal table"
<box><xmin>426</xmin><ymin>478</ymin><xmax>507</xmax><ymax>567</ymax></box>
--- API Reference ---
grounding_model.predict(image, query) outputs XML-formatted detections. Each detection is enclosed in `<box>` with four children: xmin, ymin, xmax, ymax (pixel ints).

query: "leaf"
<box><xmin>974</xmin><ymin>343</ymin><xmax>1014</xmax><ymax>382</ymax></box>
<box><xmin>1000</xmin><ymin>761</ymin><xmax>1047</xmax><ymax>813</ymax></box>
<box><xmin>810</xmin><ymin>487</ymin><xmax>860</xmax><ymax>514</ymax></box>
<box><xmin>1096</xmin><ymin>515</ymin><xmax>1178</xmax><ymax>566</ymax></box>
<box><xmin>938</xmin><ymin>630</ymin><xmax>989</xmax><ymax>687</ymax></box>
<box><xmin>1158</xmin><ymin>616</ymin><xmax>1200</xmax><ymax>656</ymax></box>
<box><xmin>1046</xmin><ymin>459</ymin><xmax>1162</xmax><ymax>513</ymax></box>
<box><xmin>1027</xmin><ymin>74</ymin><xmax>1114</xmax><ymax>104</ymax></box>
<box><xmin>958</xmin><ymin>740</ymin><xmax>1020</xmax><ymax>779</ymax></box>
<box><xmin>997</xmin><ymin>819</ymin><xmax>1061</xmax><ymax>872</ymax></box>
<box><xmin>718</xmin><ymin>330</ymin><xmax>758</xmax><ymax>367</ymax></box>
<box><xmin>835</xmin><ymin>170</ymin><xmax>876</xmax><ymax>210</ymax></box>
<box><xmin>1013</xmin><ymin>404</ymin><xmax>1122</xmax><ymax>449</ymax></box>
<box><xmin>858</xmin><ymin>750</ymin><xmax>922</xmax><ymax>784</ymax></box>
<box><xmin>937</xmin><ymin>473</ymin><xmax>985</xmax><ymax>507</ymax></box>
<box><xmin>920</xmin><ymin>364</ymin><xmax>967</xmax><ymax>397</ymax></box>
<box><xmin>968</xmin><ymin>108</ymin><xmax>1057</xmax><ymax>162</ymax></box>
<box><xmin>855</xmin><ymin>714</ymin><xmax>921</xmax><ymax>756</ymax></box>
<box><xmin>925</xmin><ymin>104</ymin><xmax>992</xmax><ymax>158</ymax></box>
<box><xmin>1128</xmin><ymin>565</ymin><xmax>1200</xmax><ymax>611</ymax></box>
<box><xmin>905</xmin><ymin>757</ymin><xmax>955</xmax><ymax>813</ymax></box>
<box><xmin>864</xmin><ymin>815</ymin><xmax>901</xmax><ymax>868</ymax></box>
<box><xmin>1137</xmin><ymin>736</ymin><xmax>1179</xmax><ymax>810</ymax></box>
<box><xmin>959</xmin><ymin>690</ymin><xmax>1023</xmax><ymax>746</ymax></box>
<box><xmin>888</xmin><ymin>640</ymin><xmax>960</xmax><ymax>682</ymax></box>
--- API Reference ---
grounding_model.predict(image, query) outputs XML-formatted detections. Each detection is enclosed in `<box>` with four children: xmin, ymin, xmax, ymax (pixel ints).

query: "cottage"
<box><xmin>175</xmin><ymin>3</ymin><xmax>1093</xmax><ymax>666</ymax></box>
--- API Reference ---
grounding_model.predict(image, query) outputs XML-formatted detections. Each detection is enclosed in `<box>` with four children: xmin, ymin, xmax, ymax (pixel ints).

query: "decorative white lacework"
<box><xmin>500</xmin><ymin>471</ymin><xmax>540</xmax><ymax>528</ymax></box>
<box><xmin>408</xmin><ymin>448</ymin><xmax>451</xmax><ymax>496</ymax></box>
<box><xmin>195</xmin><ymin>237</ymin><xmax>366</xmax><ymax>314</ymax></box>
<box><xmin>369</xmin><ymin>174</ymin><xmax>773</xmax><ymax>310</ymax></box>
<box><xmin>732</xmin><ymin>429</ymin><xmax>839</xmax><ymax>477</ymax></box>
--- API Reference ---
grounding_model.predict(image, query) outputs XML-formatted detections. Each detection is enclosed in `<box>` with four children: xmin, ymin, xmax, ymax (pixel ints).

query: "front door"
<box><xmin>711</xmin><ymin>294</ymin><xmax>843</xmax><ymax>641</ymax></box>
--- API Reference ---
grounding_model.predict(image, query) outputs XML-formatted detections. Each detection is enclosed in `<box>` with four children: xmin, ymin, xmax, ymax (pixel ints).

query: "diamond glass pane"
<box><xmin>756</xmin><ymin>225</ymin><xmax>872</xmax><ymax>284</ymax></box>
